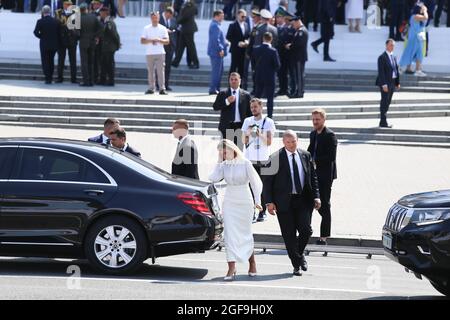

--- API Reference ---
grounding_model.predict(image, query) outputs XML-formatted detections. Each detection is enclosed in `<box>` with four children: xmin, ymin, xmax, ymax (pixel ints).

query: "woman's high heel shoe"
<box><xmin>248</xmin><ymin>271</ymin><xmax>257</xmax><ymax>277</ymax></box>
<box><xmin>224</xmin><ymin>270</ymin><xmax>236</xmax><ymax>281</ymax></box>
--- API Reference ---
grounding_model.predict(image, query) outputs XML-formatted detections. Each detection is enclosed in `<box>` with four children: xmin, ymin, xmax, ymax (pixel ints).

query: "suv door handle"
<box><xmin>84</xmin><ymin>189</ymin><xmax>105</xmax><ymax>196</ymax></box>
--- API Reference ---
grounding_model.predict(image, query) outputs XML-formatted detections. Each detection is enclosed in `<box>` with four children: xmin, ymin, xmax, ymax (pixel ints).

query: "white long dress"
<box><xmin>346</xmin><ymin>0</ymin><xmax>364</xmax><ymax>19</ymax></box>
<box><xmin>209</xmin><ymin>158</ymin><xmax>263</xmax><ymax>262</ymax></box>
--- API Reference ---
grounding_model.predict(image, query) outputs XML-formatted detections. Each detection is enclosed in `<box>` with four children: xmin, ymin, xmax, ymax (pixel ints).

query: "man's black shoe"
<box><xmin>256</xmin><ymin>212</ymin><xmax>266</xmax><ymax>222</ymax></box>
<box><xmin>171</xmin><ymin>62</ymin><xmax>179</xmax><ymax>68</ymax></box>
<box><xmin>300</xmin><ymin>255</ymin><xmax>308</xmax><ymax>272</ymax></box>
<box><xmin>159</xmin><ymin>90</ymin><xmax>168</xmax><ymax>95</ymax></box>
<box><xmin>276</xmin><ymin>90</ymin><xmax>288</xmax><ymax>96</ymax></box>
<box><xmin>45</xmin><ymin>80</ymin><xmax>52</xmax><ymax>84</ymax></box>
<box><xmin>55</xmin><ymin>79</ymin><xmax>63</xmax><ymax>83</ymax></box>
<box><xmin>324</xmin><ymin>56</ymin><xmax>336</xmax><ymax>62</ymax></box>
<box><xmin>311</xmin><ymin>42</ymin><xmax>319</xmax><ymax>53</ymax></box>
<box><xmin>293</xmin><ymin>268</ymin><xmax>302</xmax><ymax>276</ymax></box>
<box><xmin>145</xmin><ymin>89</ymin><xmax>155</xmax><ymax>94</ymax></box>
<box><xmin>189</xmin><ymin>64</ymin><xmax>199</xmax><ymax>69</ymax></box>
<box><xmin>166</xmin><ymin>87</ymin><xmax>173</xmax><ymax>91</ymax></box>
<box><xmin>105</xmin><ymin>83</ymin><xmax>115</xmax><ymax>86</ymax></box>
<box><xmin>316</xmin><ymin>239</ymin><xmax>327</xmax><ymax>246</ymax></box>
<box><xmin>379</xmin><ymin>124</ymin><xmax>393</xmax><ymax>128</ymax></box>
<box><xmin>405</xmin><ymin>69</ymin><xmax>414</xmax><ymax>74</ymax></box>
<box><xmin>71</xmin><ymin>80</ymin><xmax>79</xmax><ymax>84</ymax></box>
<box><xmin>79</xmin><ymin>82</ymin><xmax>92</xmax><ymax>87</ymax></box>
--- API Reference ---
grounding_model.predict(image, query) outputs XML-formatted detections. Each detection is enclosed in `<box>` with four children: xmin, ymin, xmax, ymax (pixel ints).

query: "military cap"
<box><xmin>260</xmin><ymin>9</ymin><xmax>272</xmax><ymax>19</ymax></box>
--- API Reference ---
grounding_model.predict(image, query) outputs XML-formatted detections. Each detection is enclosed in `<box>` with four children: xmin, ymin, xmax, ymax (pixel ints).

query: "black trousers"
<box><xmin>292</xmin><ymin>60</ymin><xmax>306</xmax><ymax>96</ymax></box>
<box><xmin>40</xmin><ymin>48</ymin><xmax>57</xmax><ymax>82</ymax></box>
<box><xmin>80</xmin><ymin>45</ymin><xmax>95</xmax><ymax>85</ymax></box>
<box><xmin>100</xmin><ymin>51</ymin><xmax>115</xmax><ymax>84</ymax></box>
<box><xmin>94</xmin><ymin>43</ymin><xmax>102</xmax><ymax>83</ymax></box>
<box><xmin>311</xmin><ymin>37</ymin><xmax>331</xmax><ymax>59</ymax></box>
<box><xmin>277</xmin><ymin>51</ymin><xmax>289</xmax><ymax>94</ymax></box>
<box><xmin>277</xmin><ymin>195</ymin><xmax>313</xmax><ymax>269</ymax></box>
<box><xmin>304</xmin><ymin>0</ymin><xmax>319</xmax><ymax>30</ymax></box>
<box><xmin>165</xmin><ymin>47</ymin><xmax>174</xmax><ymax>88</ymax></box>
<box><xmin>317</xmin><ymin>177</ymin><xmax>333</xmax><ymax>238</ymax></box>
<box><xmin>229</xmin><ymin>51</ymin><xmax>245</xmax><ymax>79</ymax></box>
<box><xmin>173</xmin><ymin>32</ymin><xmax>199</xmax><ymax>67</ymax></box>
<box><xmin>379</xmin><ymin>86</ymin><xmax>394</xmax><ymax>126</ymax></box>
<box><xmin>389</xmin><ymin>4</ymin><xmax>405</xmax><ymax>40</ymax></box>
<box><xmin>435</xmin><ymin>0</ymin><xmax>450</xmax><ymax>27</ymax></box>
<box><xmin>220</xmin><ymin>121</ymin><xmax>243</xmax><ymax>149</ymax></box>
<box><xmin>57</xmin><ymin>45</ymin><xmax>77</xmax><ymax>82</ymax></box>
<box><xmin>255</xmin><ymin>80</ymin><xmax>275</xmax><ymax>118</ymax></box>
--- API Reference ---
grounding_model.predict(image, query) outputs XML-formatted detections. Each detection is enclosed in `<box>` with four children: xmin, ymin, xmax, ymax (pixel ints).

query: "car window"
<box><xmin>0</xmin><ymin>147</ymin><xmax>17</xmax><ymax>179</ymax></box>
<box><xmin>17</xmin><ymin>148</ymin><xmax>110</xmax><ymax>184</ymax></box>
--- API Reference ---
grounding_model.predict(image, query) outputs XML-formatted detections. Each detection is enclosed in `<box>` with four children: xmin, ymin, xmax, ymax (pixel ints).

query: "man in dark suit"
<box><xmin>55</xmin><ymin>0</ymin><xmax>79</xmax><ymax>83</ymax></box>
<box><xmin>109</xmin><ymin>128</ymin><xmax>142</xmax><ymax>158</ymax></box>
<box><xmin>311</xmin><ymin>0</ymin><xmax>337</xmax><ymax>62</ymax></box>
<box><xmin>171</xmin><ymin>119</ymin><xmax>199</xmax><ymax>179</ymax></box>
<box><xmin>79</xmin><ymin>2</ymin><xmax>102</xmax><ymax>86</ymax></box>
<box><xmin>226</xmin><ymin>9</ymin><xmax>250</xmax><ymax>77</ymax></box>
<box><xmin>307</xmin><ymin>109</ymin><xmax>337</xmax><ymax>246</ymax></box>
<box><xmin>99</xmin><ymin>7</ymin><xmax>120</xmax><ymax>86</ymax></box>
<box><xmin>286</xmin><ymin>16</ymin><xmax>308</xmax><ymax>98</ymax></box>
<box><xmin>376</xmin><ymin>39</ymin><xmax>400</xmax><ymax>128</ymax></box>
<box><xmin>263</xmin><ymin>130</ymin><xmax>321</xmax><ymax>276</ymax></box>
<box><xmin>172</xmin><ymin>0</ymin><xmax>199</xmax><ymax>69</ymax></box>
<box><xmin>390</xmin><ymin>0</ymin><xmax>406</xmax><ymax>41</ymax></box>
<box><xmin>213</xmin><ymin>72</ymin><xmax>252</xmax><ymax>148</ymax></box>
<box><xmin>33</xmin><ymin>5</ymin><xmax>61</xmax><ymax>84</ymax></box>
<box><xmin>160</xmin><ymin>7</ymin><xmax>177</xmax><ymax>91</ymax></box>
<box><xmin>88</xmin><ymin>118</ymin><xmax>120</xmax><ymax>144</ymax></box>
<box><xmin>252</xmin><ymin>32</ymin><xmax>281</xmax><ymax>119</ymax></box>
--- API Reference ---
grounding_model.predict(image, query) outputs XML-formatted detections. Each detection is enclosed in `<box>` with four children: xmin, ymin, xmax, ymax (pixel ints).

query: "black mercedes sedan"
<box><xmin>0</xmin><ymin>138</ymin><xmax>223</xmax><ymax>275</ymax></box>
<box><xmin>382</xmin><ymin>190</ymin><xmax>450</xmax><ymax>296</ymax></box>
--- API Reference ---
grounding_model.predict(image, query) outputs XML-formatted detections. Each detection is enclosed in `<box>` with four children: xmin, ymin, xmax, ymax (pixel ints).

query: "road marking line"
<box><xmin>159</xmin><ymin>257</ymin><xmax>359</xmax><ymax>270</ymax></box>
<box><xmin>0</xmin><ymin>275</ymin><xmax>385</xmax><ymax>295</ymax></box>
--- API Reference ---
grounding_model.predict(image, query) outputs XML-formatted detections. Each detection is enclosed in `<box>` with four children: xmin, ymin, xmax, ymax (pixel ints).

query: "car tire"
<box><xmin>84</xmin><ymin>215</ymin><xmax>148</xmax><ymax>275</ymax></box>
<box><xmin>430</xmin><ymin>280</ymin><xmax>450</xmax><ymax>297</ymax></box>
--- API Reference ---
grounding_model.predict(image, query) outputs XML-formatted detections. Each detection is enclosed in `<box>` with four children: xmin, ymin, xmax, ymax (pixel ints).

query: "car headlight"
<box><xmin>410</xmin><ymin>209</ymin><xmax>450</xmax><ymax>226</ymax></box>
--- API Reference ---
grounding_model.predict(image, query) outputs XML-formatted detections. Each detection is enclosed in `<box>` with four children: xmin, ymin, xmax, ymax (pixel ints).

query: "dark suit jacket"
<box><xmin>172</xmin><ymin>136</ymin><xmax>199</xmax><ymax>179</ymax></box>
<box><xmin>160</xmin><ymin>14</ymin><xmax>177</xmax><ymax>53</ymax></box>
<box><xmin>124</xmin><ymin>144</ymin><xmax>141</xmax><ymax>158</ymax></box>
<box><xmin>79</xmin><ymin>12</ymin><xmax>102</xmax><ymax>49</ymax></box>
<box><xmin>263</xmin><ymin>148</ymin><xmax>320</xmax><ymax>213</ymax></box>
<box><xmin>33</xmin><ymin>15</ymin><xmax>61</xmax><ymax>51</ymax></box>
<box><xmin>307</xmin><ymin>127</ymin><xmax>337</xmax><ymax>184</ymax></box>
<box><xmin>290</xmin><ymin>27</ymin><xmax>309</xmax><ymax>63</ymax></box>
<box><xmin>88</xmin><ymin>133</ymin><xmax>104</xmax><ymax>143</ymax></box>
<box><xmin>376</xmin><ymin>52</ymin><xmax>400</xmax><ymax>89</ymax></box>
<box><xmin>212</xmin><ymin>88</ymin><xmax>252</xmax><ymax>132</ymax></box>
<box><xmin>319</xmin><ymin>0</ymin><xmax>337</xmax><ymax>40</ymax></box>
<box><xmin>252</xmin><ymin>44</ymin><xmax>281</xmax><ymax>84</ymax></box>
<box><xmin>177</xmin><ymin>1</ymin><xmax>198</xmax><ymax>34</ymax></box>
<box><xmin>226</xmin><ymin>20</ymin><xmax>250</xmax><ymax>54</ymax></box>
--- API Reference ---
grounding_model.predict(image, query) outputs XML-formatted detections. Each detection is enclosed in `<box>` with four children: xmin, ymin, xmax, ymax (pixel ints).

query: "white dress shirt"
<box><xmin>285</xmin><ymin>148</ymin><xmax>305</xmax><ymax>194</ymax></box>
<box><xmin>101</xmin><ymin>134</ymin><xmax>110</xmax><ymax>144</ymax></box>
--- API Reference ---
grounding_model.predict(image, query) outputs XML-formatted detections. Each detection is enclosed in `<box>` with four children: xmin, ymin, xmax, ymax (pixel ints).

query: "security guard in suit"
<box><xmin>91</xmin><ymin>0</ymin><xmax>104</xmax><ymax>84</ymax></box>
<box><xmin>99</xmin><ymin>7</ymin><xmax>120</xmax><ymax>86</ymax></box>
<box><xmin>55</xmin><ymin>0</ymin><xmax>79</xmax><ymax>83</ymax></box>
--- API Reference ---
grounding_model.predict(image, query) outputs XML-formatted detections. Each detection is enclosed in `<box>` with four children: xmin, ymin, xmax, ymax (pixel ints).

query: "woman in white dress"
<box><xmin>209</xmin><ymin>139</ymin><xmax>263</xmax><ymax>281</ymax></box>
<box><xmin>346</xmin><ymin>0</ymin><xmax>365</xmax><ymax>33</ymax></box>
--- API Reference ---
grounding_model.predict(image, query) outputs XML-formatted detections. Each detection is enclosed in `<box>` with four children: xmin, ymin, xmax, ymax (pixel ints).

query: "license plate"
<box><xmin>383</xmin><ymin>234</ymin><xmax>393</xmax><ymax>250</ymax></box>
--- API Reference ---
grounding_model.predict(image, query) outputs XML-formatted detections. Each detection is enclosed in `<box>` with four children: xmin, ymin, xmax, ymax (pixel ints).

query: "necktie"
<box><xmin>292</xmin><ymin>153</ymin><xmax>303</xmax><ymax>194</ymax></box>
<box><xmin>106</xmin><ymin>138</ymin><xmax>111</xmax><ymax>145</ymax></box>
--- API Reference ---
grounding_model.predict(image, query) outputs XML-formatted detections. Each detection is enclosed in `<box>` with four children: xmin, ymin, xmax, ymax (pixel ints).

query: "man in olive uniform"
<box><xmin>90</xmin><ymin>0</ymin><xmax>104</xmax><ymax>84</ymax></box>
<box><xmin>287</xmin><ymin>16</ymin><xmax>308</xmax><ymax>98</ymax></box>
<box><xmin>275</xmin><ymin>8</ymin><xmax>292</xmax><ymax>96</ymax></box>
<box><xmin>99</xmin><ymin>7</ymin><xmax>120</xmax><ymax>86</ymax></box>
<box><xmin>79</xmin><ymin>2</ymin><xmax>102</xmax><ymax>86</ymax></box>
<box><xmin>244</xmin><ymin>8</ymin><xmax>261</xmax><ymax>92</ymax></box>
<box><xmin>55</xmin><ymin>0</ymin><xmax>79</xmax><ymax>83</ymax></box>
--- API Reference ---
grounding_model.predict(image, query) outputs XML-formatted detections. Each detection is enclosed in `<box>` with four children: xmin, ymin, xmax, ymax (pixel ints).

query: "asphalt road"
<box><xmin>0</xmin><ymin>248</ymin><xmax>446</xmax><ymax>300</ymax></box>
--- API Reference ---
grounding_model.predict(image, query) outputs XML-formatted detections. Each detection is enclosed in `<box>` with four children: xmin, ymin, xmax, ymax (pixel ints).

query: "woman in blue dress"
<box><xmin>399</xmin><ymin>3</ymin><xmax>429</xmax><ymax>77</ymax></box>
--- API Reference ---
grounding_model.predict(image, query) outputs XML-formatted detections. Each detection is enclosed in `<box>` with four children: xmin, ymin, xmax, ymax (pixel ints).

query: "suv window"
<box><xmin>17</xmin><ymin>148</ymin><xmax>110</xmax><ymax>184</ymax></box>
<box><xmin>0</xmin><ymin>147</ymin><xmax>17</xmax><ymax>179</ymax></box>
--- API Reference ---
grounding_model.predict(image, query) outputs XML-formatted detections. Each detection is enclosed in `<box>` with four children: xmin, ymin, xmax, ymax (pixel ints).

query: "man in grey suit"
<box><xmin>79</xmin><ymin>3</ymin><xmax>102</xmax><ymax>87</ymax></box>
<box><xmin>171</xmin><ymin>119</ymin><xmax>199</xmax><ymax>179</ymax></box>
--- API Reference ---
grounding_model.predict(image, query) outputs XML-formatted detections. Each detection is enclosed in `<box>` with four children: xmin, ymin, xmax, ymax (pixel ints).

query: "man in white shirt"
<box><xmin>141</xmin><ymin>11</ymin><xmax>170</xmax><ymax>95</ymax></box>
<box><xmin>109</xmin><ymin>127</ymin><xmax>142</xmax><ymax>158</ymax></box>
<box><xmin>242</xmin><ymin>98</ymin><xmax>276</xmax><ymax>222</ymax></box>
<box><xmin>88</xmin><ymin>117</ymin><xmax>120</xmax><ymax>144</ymax></box>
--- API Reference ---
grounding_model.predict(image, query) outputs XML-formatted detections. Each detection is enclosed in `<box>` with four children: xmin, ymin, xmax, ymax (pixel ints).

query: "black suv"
<box><xmin>383</xmin><ymin>190</ymin><xmax>450</xmax><ymax>296</ymax></box>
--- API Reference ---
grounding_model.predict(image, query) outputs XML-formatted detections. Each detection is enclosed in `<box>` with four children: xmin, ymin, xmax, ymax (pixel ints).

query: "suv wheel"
<box><xmin>85</xmin><ymin>216</ymin><xmax>148</xmax><ymax>275</ymax></box>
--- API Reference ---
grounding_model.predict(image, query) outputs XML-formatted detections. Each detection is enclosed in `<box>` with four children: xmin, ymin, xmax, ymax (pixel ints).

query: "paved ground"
<box><xmin>1</xmin><ymin>79</ymin><xmax>450</xmax><ymax>102</ymax></box>
<box><xmin>1</xmin><ymin>124</ymin><xmax>450</xmax><ymax>240</ymax></box>
<box><xmin>0</xmin><ymin>250</ymin><xmax>444</xmax><ymax>300</ymax></box>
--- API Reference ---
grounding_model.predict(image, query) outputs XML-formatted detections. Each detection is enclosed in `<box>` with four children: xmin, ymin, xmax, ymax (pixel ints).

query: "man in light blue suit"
<box><xmin>207</xmin><ymin>9</ymin><xmax>229</xmax><ymax>95</ymax></box>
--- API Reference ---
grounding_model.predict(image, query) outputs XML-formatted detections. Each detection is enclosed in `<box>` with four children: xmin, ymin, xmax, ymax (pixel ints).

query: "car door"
<box><xmin>0</xmin><ymin>146</ymin><xmax>117</xmax><ymax>246</ymax></box>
